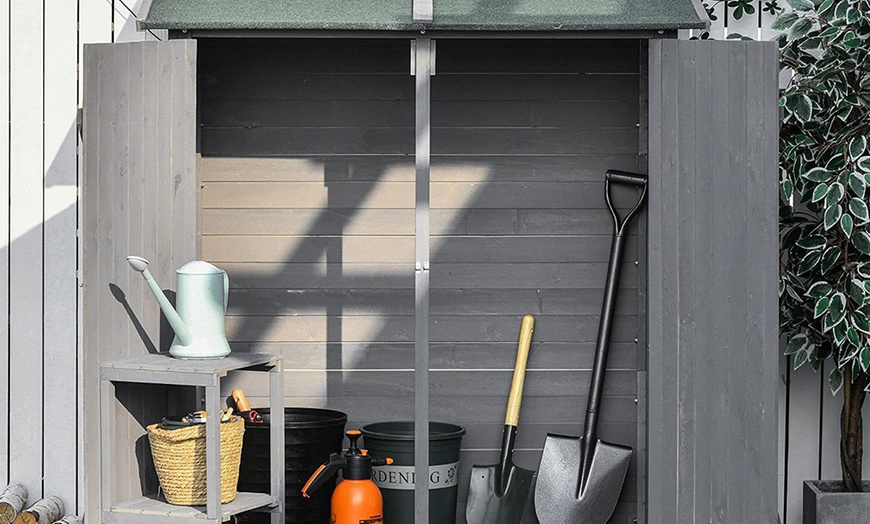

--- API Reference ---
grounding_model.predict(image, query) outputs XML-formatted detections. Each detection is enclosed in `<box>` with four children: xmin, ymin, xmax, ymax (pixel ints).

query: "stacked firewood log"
<box><xmin>0</xmin><ymin>485</ymin><xmax>82</xmax><ymax>524</ymax></box>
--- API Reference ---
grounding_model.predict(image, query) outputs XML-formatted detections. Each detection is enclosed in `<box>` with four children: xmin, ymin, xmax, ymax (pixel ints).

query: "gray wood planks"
<box><xmin>647</xmin><ymin>39</ymin><xmax>779</xmax><ymax>524</ymax></box>
<box><xmin>199</xmin><ymin>37</ymin><xmax>644</xmax><ymax>523</ymax></box>
<box><xmin>82</xmin><ymin>39</ymin><xmax>197</xmax><ymax>519</ymax></box>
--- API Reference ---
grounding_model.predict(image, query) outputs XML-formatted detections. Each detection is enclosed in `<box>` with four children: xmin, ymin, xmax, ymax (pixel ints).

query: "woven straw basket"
<box><xmin>147</xmin><ymin>416</ymin><xmax>245</xmax><ymax>506</ymax></box>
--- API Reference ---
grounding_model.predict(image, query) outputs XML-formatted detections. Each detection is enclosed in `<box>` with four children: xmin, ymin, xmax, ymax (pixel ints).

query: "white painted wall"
<box><xmin>1</xmin><ymin>0</ymin><xmax>163</xmax><ymax>518</ymax></box>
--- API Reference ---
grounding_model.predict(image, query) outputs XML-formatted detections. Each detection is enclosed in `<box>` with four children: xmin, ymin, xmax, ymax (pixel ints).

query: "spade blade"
<box><xmin>466</xmin><ymin>463</ymin><xmax>535</xmax><ymax>524</ymax></box>
<box><xmin>534</xmin><ymin>434</ymin><xmax>632</xmax><ymax>524</ymax></box>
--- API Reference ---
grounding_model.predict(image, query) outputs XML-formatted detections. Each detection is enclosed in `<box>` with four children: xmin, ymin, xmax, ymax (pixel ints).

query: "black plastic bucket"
<box><xmin>361</xmin><ymin>422</ymin><xmax>466</xmax><ymax>524</ymax></box>
<box><xmin>236</xmin><ymin>407</ymin><xmax>347</xmax><ymax>524</ymax></box>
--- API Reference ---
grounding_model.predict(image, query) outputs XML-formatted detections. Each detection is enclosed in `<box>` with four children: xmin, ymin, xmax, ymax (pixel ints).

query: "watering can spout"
<box><xmin>126</xmin><ymin>256</ymin><xmax>193</xmax><ymax>346</ymax></box>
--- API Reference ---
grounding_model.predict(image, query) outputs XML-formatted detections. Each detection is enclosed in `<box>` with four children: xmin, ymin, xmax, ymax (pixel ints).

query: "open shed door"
<box><xmin>646</xmin><ymin>40</ymin><xmax>779</xmax><ymax>523</ymax></box>
<box><xmin>81</xmin><ymin>40</ymin><xmax>197</xmax><ymax>520</ymax></box>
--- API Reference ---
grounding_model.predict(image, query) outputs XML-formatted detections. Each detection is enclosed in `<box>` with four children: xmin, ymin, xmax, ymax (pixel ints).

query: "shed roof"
<box><xmin>138</xmin><ymin>0</ymin><xmax>708</xmax><ymax>32</ymax></box>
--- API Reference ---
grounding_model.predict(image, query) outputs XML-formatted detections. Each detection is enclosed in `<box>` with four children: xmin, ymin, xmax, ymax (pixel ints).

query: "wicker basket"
<box><xmin>147</xmin><ymin>415</ymin><xmax>245</xmax><ymax>506</ymax></box>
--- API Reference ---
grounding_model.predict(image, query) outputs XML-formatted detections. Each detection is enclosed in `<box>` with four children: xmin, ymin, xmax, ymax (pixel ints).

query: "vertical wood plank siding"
<box><xmin>9</xmin><ymin>0</ymin><xmax>46</xmax><ymax>501</ymax></box>
<box><xmin>198</xmin><ymin>39</ymin><xmax>644</xmax><ymax>523</ymax></box>
<box><xmin>43</xmin><ymin>0</ymin><xmax>80</xmax><ymax>510</ymax></box>
<box><xmin>82</xmin><ymin>40</ymin><xmax>197</xmax><ymax>519</ymax></box>
<box><xmin>647</xmin><ymin>40</ymin><xmax>780</xmax><ymax>523</ymax></box>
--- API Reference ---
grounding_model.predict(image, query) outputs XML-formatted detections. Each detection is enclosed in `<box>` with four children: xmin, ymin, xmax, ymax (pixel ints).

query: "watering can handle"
<box><xmin>223</xmin><ymin>271</ymin><xmax>229</xmax><ymax>312</ymax></box>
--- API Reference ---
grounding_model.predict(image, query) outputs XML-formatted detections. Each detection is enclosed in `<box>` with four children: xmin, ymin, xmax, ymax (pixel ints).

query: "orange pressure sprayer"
<box><xmin>302</xmin><ymin>430</ymin><xmax>393</xmax><ymax>524</ymax></box>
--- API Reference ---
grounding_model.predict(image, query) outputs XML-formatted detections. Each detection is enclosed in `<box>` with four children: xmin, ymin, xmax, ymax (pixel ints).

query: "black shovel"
<box><xmin>466</xmin><ymin>314</ymin><xmax>536</xmax><ymax>524</ymax></box>
<box><xmin>535</xmin><ymin>170</ymin><xmax>648</xmax><ymax>524</ymax></box>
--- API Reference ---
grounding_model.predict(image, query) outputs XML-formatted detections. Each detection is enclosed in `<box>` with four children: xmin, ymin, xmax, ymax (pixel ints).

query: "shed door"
<box><xmin>647</xmin><ymin>40</ymin><xmax>780</xmax><ymax>523</ymax></box>
<box><xmin>81</xmin><ymin>39</ymin><xmax>198</xmax><ymax>518</ymax></box>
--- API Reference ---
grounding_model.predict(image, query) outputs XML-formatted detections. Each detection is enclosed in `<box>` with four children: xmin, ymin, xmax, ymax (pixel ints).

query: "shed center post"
<box><xmin>413</xmin><ymin>36</ymin><xmax>435</xmax><ymax>524</ymax></box>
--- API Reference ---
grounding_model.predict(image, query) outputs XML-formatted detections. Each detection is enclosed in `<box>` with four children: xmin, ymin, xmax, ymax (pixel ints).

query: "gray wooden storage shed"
<box><xmin>82</xmin><ymin>1</ymin><xmax>780</xmax><ymax>522</ymax></box>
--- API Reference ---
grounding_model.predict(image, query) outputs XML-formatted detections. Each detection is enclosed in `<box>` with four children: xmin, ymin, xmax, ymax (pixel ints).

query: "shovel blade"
<box><xmin>534</xmin><ymin>434</ymin><xmax>632</xmax><ymax>524</ymax></box>
<box><xmin>466</xmin><ymin>463</ymin><xmax>534</xmax><ymax>524</ymax></box>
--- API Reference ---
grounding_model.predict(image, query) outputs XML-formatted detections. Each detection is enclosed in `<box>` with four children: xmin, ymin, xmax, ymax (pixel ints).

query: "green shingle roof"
<box><xmin>139</xmin><ymin>0</ymin><xmax>708</xmax><ymax>32</ymax></box>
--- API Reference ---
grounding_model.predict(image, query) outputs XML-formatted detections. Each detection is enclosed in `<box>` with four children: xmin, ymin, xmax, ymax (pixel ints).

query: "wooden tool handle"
<box><xmin>232</xmin><ymin>389</ymin><xmax>252</xmax><ymax>412</ymax></box>
<box><xmin>505</xmin><ymin>315</ymin><xmax>535</xmax><ymax>427</ymax></box>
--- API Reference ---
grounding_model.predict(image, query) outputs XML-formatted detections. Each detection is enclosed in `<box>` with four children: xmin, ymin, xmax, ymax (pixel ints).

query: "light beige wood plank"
<box><xmin>200</xmin><ymin>155</ymin><xmax>640</xmax><ymax>183</ymax></box>
<box><xmin>225</xmin><ymin>314</ymin><xmax>637</xmax><ymax>344</ymax></box>
<box><xmin>204</xmin><ymin>236</ymin><xmax>414</xmax><ymax>263</ymax></box>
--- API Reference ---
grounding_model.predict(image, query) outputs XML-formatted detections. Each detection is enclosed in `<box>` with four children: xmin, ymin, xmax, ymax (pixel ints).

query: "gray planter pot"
<box><xmin>804</xmin><ymin>480</ymin><xmax>870</xmax><ymax>524</ymax></box>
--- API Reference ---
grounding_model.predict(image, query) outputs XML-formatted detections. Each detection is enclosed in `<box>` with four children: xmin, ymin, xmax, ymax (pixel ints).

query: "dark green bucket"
<box><xmin>361</xmin><ymin>422</ymin><xmax>466</xmax><ymax>524</ymax></box>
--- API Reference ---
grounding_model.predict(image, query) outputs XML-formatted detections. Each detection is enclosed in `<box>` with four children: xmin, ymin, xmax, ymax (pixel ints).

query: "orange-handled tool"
<box><xmin>232</xmin><ymin>388</ymin><xmax>263</xmax><ymax>423</ymax></box>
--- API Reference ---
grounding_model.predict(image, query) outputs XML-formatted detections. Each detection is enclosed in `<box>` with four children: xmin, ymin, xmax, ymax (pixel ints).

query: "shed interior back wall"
<box><xmin>197</xmin><ymin>38</ymin><xmax>645</xmax><ymax>522</ymax></box>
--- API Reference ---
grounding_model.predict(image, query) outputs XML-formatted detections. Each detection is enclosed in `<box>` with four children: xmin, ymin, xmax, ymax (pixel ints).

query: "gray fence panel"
<box><xmin>82</xmin><ymin>39</ymin><xmax>197</xmax><ymax>519</ymax></box>
<box><xmin>647</xmin><ymin>39</ymin><xmax>779</xmax><ymax>524</ymax></box>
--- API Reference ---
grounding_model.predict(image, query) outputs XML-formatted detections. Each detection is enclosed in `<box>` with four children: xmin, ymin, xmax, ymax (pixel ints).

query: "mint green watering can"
<box><xmin>127</xmin><ymin>256</ymin><xmax>232</xmax><ymax>359</ymax></box>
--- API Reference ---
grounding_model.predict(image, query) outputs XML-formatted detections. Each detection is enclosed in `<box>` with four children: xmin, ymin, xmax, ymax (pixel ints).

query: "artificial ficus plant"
<box><xmin>778</xmin><ymin>0</ymin><xmax>870</xmax><ymax>492</ymax></box>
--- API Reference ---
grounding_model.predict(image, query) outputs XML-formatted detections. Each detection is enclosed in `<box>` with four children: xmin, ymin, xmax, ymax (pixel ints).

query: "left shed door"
<box><xmin>81</xmin><ymin>40</ymin><xmax>197</xmax><ymax>520</ymax></box>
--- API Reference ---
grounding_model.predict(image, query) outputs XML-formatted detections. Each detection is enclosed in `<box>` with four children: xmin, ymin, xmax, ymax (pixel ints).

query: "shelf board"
<box><xmin>101</xmin><ymin>352</ymin><xmax>279</xmax><ymax>377</ymax></box>
<box><xmin>108</xmin><ymin>492</ymin><xmax>277</xmax><ymax>522</ymax></box>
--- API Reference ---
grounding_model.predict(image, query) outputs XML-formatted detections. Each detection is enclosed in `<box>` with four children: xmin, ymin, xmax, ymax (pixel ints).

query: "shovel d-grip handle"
<box><xmin>605</xmin><ymin>170</ymin><xmax>648</xmax><ymax>236</ymax></box>
<box><xmin>579</xmin><ymin>170</ymin><xmax>648</xmax><ymax>491</ymax></box>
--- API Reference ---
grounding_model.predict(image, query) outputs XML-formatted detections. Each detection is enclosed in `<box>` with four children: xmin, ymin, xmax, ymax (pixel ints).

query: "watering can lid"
<box><xmin>176</xmin><ymin>260</ymin><xmax>224</xmax><ymax>275</ymax></box>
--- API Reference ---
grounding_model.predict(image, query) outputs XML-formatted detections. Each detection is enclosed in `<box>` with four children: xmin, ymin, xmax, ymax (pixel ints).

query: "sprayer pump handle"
<box><xmin>301</xmin><ymin>453</ymin><xmax>346</xmax><ymax>498</ymax></box>
<box><xmin>346</xmin><ymin>430</ymin><xmax>362</xmax><ymax>453</ymax></box>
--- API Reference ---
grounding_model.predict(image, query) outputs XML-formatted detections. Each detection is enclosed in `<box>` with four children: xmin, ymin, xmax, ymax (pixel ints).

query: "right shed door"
<box><xmin>646</xmin><ymin>40</ymin><xmax>780</xmax><ymax>524</ymax></box>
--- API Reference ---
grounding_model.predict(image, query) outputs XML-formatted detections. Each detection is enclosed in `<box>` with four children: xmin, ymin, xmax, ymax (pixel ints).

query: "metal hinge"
<box><xmin>76</xmin><ymin>107</ymin><xmax>83</xmax><ymax>138</ymax></box>
<box><xmin>410</xmin><ymin>40</ymin><xmax>436</xmax><ymax>76</ymax></box>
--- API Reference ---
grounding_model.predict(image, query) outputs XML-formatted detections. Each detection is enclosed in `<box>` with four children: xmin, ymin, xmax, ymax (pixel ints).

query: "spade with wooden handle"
<box><xmin>466</xmin><ymin>314</ymin><xmax>536</xmax><ymax>524</ymax></box>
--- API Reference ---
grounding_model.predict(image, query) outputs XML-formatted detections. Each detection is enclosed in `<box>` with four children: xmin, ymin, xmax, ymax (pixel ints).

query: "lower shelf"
<box><xmin>107</xmin><ymin>492</ymin><xmax>278</xmax><ymax>522</ymax></box>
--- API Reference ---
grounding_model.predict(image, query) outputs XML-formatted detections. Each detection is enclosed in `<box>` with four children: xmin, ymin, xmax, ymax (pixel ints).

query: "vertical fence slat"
<box><xmin>0</xmin><ymin>0</ymin><xmax>10</xmax><ymax>492</ymax></box>
<box><xmin>43</xmin><ymin>0</ymin><xmax>80</xmax><ymax>512</ymax></box>
<box><xmin>785</xmin><ymin>366</ymin><xmax>822</xmax><ymax>524</ymax></box>
<box><xmin>726</xmin><ymin>0</ymin><xmax>761</xmax><ymax>39</ymax></box>
<box><xmin>9</xmin><ymin>0</ymin><xmax>45</xmax><ymax>501</ymax></box>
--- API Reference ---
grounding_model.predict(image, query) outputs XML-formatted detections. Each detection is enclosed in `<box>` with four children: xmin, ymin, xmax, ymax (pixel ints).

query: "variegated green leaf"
<box><xmin>796</xmin><ymin>235</ymin><xmax>826</xmax><ymax>250</ymax></box>
<box><xmin>826</xmin><ymin>182</ymin><xmax>845</xmax><ymax>205</ymax></box>
<box><xmin>850</xmin><ymin>198</ymin><xmax>868</xmax><ymax>222</ymax></box>
<box><xmin>850</xmin><ymin>172</ymin><xmax>866</xmax><ymax>198</ymax></box>
<box><xmin>815</xmin><ymin>296</ymin><xmax>831</xmax><ymax>318</ymax></box>
<box><xmin>830</xmin><ymin>366</ymin><xmax>844</xmax><ymax>395</ymax></box>
<box><xmin>786</xmin><ymin>334</ymin><xmax>810</xmax><ymax>354</ymax></box>
<box><xmin>854</xmin><ymin>311</ymin><xmax>870</xmax><ymax>334</ymax></box>
<box><xmin>821</xmin><ymin>247</ymin><xmax>842</xmax><ymax>274</ymax></box>
<box><xmin>813</xmin><ymin>182</ymin><xmax>831</xmax><ymax>202</ymax></box>
<box><xmin>807</xmin><ymin>281</ymin><xmax>833</xmax><ymax>298</ymax></box>
<box><xmin>853</xmin><ymin>231</ymin><xmax>870</xmax><ymax>255</ymax></box>
<box><xmin>850</xmin><ymin>136</ymin><xmax>867</xmax><ymax>161</ymax></box>
<box><xmin>842</xmin><ymin>213</ymin><xmax>854</xmax><ymax>237</ymax></box>
<box><xmin>794</xmin><ymin>349</ymin><xmax>809</xmax><ymax>370</ymax></box>
<box><xmin>847</xmin><ymin>327</ymin><xmax>860</xmax><ymax>347</ymax></box>
<box><xmin>805</xmin><ymin>167</ymin><xmax>832</xmax><ymax>182</ymax></box>
<box><xmin>825</xmin><ymin>203</ymin><xmax>842</xmax><ymax>230</ymax></box>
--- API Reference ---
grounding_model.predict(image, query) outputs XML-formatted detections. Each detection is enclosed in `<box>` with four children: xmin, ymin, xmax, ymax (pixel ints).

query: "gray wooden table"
<box><xmin>100</xmin><ymin>353</ymin><xmax>285</xmax><ymax>524</ymax></box>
